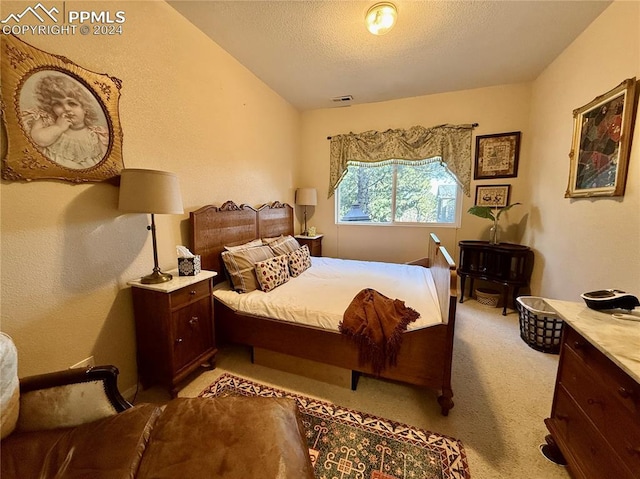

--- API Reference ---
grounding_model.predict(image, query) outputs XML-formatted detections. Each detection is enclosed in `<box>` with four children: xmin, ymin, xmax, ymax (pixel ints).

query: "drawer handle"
<box><xmin>618</xmin><ymin>387</ymin><xmax>634</xmax><ymax>399</ymax></box>
<box><xmin>556</xmin><ymin>413</ymin><xmax>569</xmax><ymax>421</ymax></box>
<box><xmin>587</xmin><ymin>398</ymin><xmax>603</xmax><ymax>406</ymax></box>
<box><xmin>189</xmin><ymin>317</ymin><xmax>199</xmax><ymax>326</ymax></box>
<box><xmin>175</xmin><ymin>338</ymin><xmax>183</xmax><ymax>344</ymax></box>
<box><xmin>573</xmin><ymin>340</ymin><xmax>587</xmax><ymax>350</ymax></box>
<box><xmin>189</xmin><ymin>290</ymin><xmax>197</xmax><ymax>295</ymax></box>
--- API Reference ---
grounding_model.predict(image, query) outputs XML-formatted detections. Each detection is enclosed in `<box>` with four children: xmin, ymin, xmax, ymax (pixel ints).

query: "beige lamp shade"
<box><xmin>118</xmin><ymin>169</ymin><xmax>184</xmax><ymax>214</ymax></box>
<box><xmin>295</xmin><ymin>188</ymin><xmax>317</xmax><ymax>206</ymax></box>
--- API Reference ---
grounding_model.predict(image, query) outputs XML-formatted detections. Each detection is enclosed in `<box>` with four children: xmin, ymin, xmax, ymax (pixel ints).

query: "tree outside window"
<box><xmin>337</xmin><ymin>160</ymin><xmax>460</xmax><ymax>225</ymax></box>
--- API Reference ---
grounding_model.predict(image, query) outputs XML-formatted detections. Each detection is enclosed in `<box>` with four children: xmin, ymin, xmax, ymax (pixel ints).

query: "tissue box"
<box><xmin>178</xmin><ymin>255</ymin><xmax>201</xmax><ymax>276</ymax></box>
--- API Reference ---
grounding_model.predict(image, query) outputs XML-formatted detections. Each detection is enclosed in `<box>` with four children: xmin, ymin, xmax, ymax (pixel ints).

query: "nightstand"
<box><xmin>295</xmin><ymin>234</ymin><xmax>323</xmax><ymax>257</ymax></box>
<box><xmin>128</xmin><ymin>270</ymin><xmax>217</xmax><ymax>397</ymax></box>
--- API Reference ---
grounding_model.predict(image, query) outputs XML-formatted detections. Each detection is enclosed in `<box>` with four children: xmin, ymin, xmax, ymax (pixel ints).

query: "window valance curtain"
<box><xmin>328</xmin><ymin>124</ymin><xmax>474</xmax><ymax>198</ymax></box>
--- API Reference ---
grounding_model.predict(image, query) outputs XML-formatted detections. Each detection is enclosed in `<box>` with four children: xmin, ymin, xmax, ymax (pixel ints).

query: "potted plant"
<box><xmin>467</xmin><ymin>202</ymin><xmax>521</xmax><ymax>245</ymax></box>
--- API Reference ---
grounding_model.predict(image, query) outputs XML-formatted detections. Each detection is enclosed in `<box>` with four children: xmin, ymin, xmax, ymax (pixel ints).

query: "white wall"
<box><xmin>0</xmin><ymin>1</ymin><xmax>299</xmax><ymax>388</ymax></box>
<box><xmin>524</xmin><ymin>1</ymin><xmax>639</xmax><ymax>301</ymax></box>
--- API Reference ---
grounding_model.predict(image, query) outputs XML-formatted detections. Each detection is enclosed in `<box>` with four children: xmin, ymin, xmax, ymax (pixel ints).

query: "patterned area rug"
<box><xmin>199</xmin><ymin>373</ymin><xmax>470</xmax><ymax>479</ymax></box>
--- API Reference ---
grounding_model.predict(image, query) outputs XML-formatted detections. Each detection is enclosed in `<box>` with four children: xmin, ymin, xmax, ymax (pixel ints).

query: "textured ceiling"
<box><xmin>168</xmin><ymin>1</ymin><xmax>611</xmax><ymax>111</ymax></box>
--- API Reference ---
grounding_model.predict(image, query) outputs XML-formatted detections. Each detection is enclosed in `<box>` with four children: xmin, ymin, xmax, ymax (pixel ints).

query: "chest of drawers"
<box><xmin>545</xmin><ymin>324</ymin><xmax>640</xmax><ymax>479</ymax></box>
<box><xmin>129</xmin><ymin>271</ymin><xmax>217</xmax><ymax>397</ymax></box>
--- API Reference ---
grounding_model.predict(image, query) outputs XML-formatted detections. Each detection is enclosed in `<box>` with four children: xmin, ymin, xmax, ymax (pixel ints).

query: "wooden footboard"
<box><xmin>191</xmin><ymin>202</ymin><xmax>458</xmax><ymax>415</ymax></box>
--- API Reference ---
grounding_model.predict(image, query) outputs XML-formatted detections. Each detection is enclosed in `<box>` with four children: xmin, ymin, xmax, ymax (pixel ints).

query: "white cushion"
<box><xmin>0</xmin><ymin>332</ymin><xmax>19</xmax><ymax>439</ymax></box>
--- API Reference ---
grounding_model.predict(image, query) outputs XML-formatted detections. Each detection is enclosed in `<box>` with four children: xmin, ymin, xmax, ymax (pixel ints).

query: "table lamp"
<box><xmin>118</xmin><ymin>168</ymin><xmax>184</xmax><ymax>284</ymax></box>
<box><xmin>295</xmin><ymin>187</ymin><xmax>317</xmax><ymax>236</ymax></box>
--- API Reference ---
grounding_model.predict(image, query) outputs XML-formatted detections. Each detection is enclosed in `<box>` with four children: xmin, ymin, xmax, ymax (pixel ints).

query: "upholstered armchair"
<box><xmin>0</xmin><ymin>333</ymin><xmax>316</xmax><ymax>479</ymax></box>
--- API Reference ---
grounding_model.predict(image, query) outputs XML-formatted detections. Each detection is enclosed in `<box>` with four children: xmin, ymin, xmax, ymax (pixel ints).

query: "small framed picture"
<box><xmin>474</xmin><ymin>132</ymin><xmax>521</xmax><ymax>179</ymax></box>
<box><xmin>565</xmin><ymin>78</ymin><xmax>637</xmax><ymax>198</ymax></box>
<box><xmin>475</xmin><ymin>184</ymin><xmax>511</xmax><ymax>207</ymax></box>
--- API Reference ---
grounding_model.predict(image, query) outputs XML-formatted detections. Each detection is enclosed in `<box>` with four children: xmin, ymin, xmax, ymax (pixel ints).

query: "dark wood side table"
<box><xmin>128</xmin><ymin>270</ymin><xmax>217</xmax><ymax>397</ymax></box>
<box><xmin>295</xmin><ymin>234</ymin><xmax>323</xmax><ymax>257</ymax></box>
<box><xmin>457</xmin><ymin>241</ymin><xmax>534</xmax><ymax>315</ymax></box>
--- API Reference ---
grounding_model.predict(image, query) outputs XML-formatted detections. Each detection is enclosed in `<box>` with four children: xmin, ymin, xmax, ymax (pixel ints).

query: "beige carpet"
<box><xmin>137</xmin><ymin>299</ymin><xmax>570</xmax><ymax>479</ymax></box>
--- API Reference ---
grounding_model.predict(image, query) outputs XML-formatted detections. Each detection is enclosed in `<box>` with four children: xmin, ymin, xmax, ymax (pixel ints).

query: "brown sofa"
<box><xmin>0</xmin><ymin>335</ymin><xmax>315</xmax><ymax>478</ymax></box>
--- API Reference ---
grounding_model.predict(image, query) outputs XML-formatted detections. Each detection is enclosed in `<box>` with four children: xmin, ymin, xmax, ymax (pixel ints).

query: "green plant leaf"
<box><xmin>496</xmin><ymin>202</ymin><xmax>521</xmax><ymax>220</ymax></box>
<box><xmin>467</xmin><ymin>202</ymin><xmax>522</xmax><ymax>222</ymax></box>
<box><xmin>467</xmin><ymin>206</ymin><xmax>495</xmax><ymax>221</ymax></box>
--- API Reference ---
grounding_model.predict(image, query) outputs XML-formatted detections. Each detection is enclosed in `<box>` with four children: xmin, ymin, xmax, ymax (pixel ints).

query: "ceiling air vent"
<box><xmin>331</xmin><ymin>95</ymin><xmax>353</xmax><ymax>103</ymax></box>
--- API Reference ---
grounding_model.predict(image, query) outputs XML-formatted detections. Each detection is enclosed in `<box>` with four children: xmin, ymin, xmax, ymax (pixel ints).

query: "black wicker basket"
<box><xmin>516</xmin><ymin>296</ymin><xmax>564</xmax><ymax>354</ymax></box>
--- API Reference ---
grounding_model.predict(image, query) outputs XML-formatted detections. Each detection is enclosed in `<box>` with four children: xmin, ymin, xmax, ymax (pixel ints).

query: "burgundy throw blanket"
<box><xmin>339</xmin><ymin>288</ymin><xmax>420</xmax><ymax>375</ymax></box>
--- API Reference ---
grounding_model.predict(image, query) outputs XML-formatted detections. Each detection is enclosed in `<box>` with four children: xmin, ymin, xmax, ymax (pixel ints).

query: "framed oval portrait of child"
<box><xmin>1</xmin><ymin>34</ymin><xmax>123</xmax><ymax>183</ymax></box>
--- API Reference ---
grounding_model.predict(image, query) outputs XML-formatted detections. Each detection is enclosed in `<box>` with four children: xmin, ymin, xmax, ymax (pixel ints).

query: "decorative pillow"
<box><xmin>221</xmin><ymin>245</ymin><xmax>275</xmax><ymax>293</ymax></box>
<box><xmin>255</xmin><ymin>254</ymin><xmax>290</xmax><ymax>292</ymax></box>
<box><xmin>268</xmin><ymin>235</ymin><xmax>301</xmax><ymax>255</ymax></box>
<box><xmin>288</xmin><ymin>244</ymin><xmax>311</xmax><ymax>277</ymax></box>
<box><xmin>0</xmin><ymin>332</ymin><xmax>19</xmax><ymax>439</ymax></box>
<box><xmin>261</xmin><ymin>235</ymin><xmax>283</xmax><ymax>244</ymax></box>
<box><xmin>224</xmin><ymin>239</ymin><xmax>263</xmax><ymax>252</ymax></box>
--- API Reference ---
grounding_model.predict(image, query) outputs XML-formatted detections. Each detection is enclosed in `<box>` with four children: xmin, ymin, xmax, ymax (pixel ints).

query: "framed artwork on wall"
<box><xmin>565</xmin><ymin>77</ymin><xmax>637</xmax><ymax>198</ymax></box>
<box><xmin>475</xmin><ymin>184</ymin><xmax>511</xmax><ymax>207</ymax></box>
<box><xmin>474</xmin><ymin>131</ymin><xmax>521</xmax><ymax>179</ymax></box>
<box><xmin>0</xmin><ymin>34</ymin><xmax>124</xmax><ymax>183</ymax></box>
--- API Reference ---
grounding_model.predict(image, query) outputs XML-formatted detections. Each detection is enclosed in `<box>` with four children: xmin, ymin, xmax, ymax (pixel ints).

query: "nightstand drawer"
<box><xmin>170</xmin><ymin>280</ymin><xmax>211</xmax><ymax>309</ymax></box>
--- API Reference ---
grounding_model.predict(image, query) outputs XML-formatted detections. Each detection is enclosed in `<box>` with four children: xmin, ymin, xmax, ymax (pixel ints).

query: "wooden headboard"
<box><xmin>190</xmin><ymin>200</ymin><xmax>294</xmax><ymax>276</ymax></box>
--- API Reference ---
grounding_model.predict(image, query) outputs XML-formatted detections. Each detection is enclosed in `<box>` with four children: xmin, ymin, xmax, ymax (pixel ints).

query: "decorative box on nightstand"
<box><xmin>295</xmin><ymin>234</ymin><xmax>323</xmax><ymax>257</ymax></box>
<box><xmin>128</xmin><ymin>270</ymin><xmax>217</xmax><ymax>397</ymax></box>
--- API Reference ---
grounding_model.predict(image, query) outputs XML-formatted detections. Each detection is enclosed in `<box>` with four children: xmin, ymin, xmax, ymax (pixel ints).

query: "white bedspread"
<box><xmin>213</xmin><ymin>256</ymin><xmax>443</xmax><ymax>332</ymax></box>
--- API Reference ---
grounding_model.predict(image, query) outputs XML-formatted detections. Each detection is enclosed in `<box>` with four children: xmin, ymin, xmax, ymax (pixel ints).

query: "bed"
<box><xmin>190</xmin><ymin>200</ymin><xmax>458</xmax><ymax>415</ymax></box>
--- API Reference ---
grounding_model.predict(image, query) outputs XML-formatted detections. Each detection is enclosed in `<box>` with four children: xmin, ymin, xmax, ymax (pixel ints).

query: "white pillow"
<box><xmin>0</xmin><ymin>332</ymin><xmax>19</xmax><ymax>439</ymax></box>
<box><xmin>224</xmin><ymin>239</ymin><xmax>263</xmax><ymax>251</ymax></box>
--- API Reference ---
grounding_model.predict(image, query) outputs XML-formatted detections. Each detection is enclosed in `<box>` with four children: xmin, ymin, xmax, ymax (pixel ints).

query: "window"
<box><xmin>336</xmin><ymin>160</ymin><xmax>461</xmax><ymax>225</ymax></box>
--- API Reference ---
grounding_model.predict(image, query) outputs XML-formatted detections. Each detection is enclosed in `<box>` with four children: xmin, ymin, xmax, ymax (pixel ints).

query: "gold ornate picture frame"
<box><xmin>566</xmin><ymin>78</ymin><xmax>637</xmax><ymax>198</ymax></box>
<box><xmin>1</xmin><ymin>34</ymin><xmax>123</xmax><ymax>183</ymax></box>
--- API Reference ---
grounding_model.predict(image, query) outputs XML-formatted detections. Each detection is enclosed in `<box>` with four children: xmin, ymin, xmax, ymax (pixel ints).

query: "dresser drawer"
<box><xmin>564</xmin><ymin>327</ymin><xmax>640</xmax><ymax>416</ymax></box>
<box><xmin>560</xmin><ymin>345</ymin><xmax>640</xmax><ymax>472</ymax></box>
<box><xmin>169</xmin><ymin>280</ymin><xmax>211</xmax><ymax>309</ymax></box>
<box><xmin>553</xmin><ymin>385</ymin><xmax>634</xmax><ymax>479</ymax></box>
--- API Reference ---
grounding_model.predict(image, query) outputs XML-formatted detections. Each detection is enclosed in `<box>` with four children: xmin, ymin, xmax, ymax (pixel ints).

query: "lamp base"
<box><xmin>140</xmin><ymin>270</ymin><xmax>173</xmax><ymax>284</ymax></box>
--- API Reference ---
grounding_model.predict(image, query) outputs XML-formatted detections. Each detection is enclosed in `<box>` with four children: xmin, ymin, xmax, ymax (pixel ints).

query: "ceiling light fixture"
<box><xmin>365</xmin><ymin>2</ymin><xmax>397</xmax><ymax>35</ymax></box>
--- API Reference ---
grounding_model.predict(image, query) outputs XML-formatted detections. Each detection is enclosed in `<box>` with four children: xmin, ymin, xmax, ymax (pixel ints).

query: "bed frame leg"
<box><xmin>437</xmin><ymin>390</ymin><xmax>454</xmax><ymax>416</ymax></box>
<box><xmin>351</xmin><ymin>371</ymin><xmax>360</xmax><ymax>390</ymax></box>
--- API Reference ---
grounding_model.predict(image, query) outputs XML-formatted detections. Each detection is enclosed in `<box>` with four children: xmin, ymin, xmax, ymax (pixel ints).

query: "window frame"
<box><xmin>335</xmin><ymin>161</ymin><xmax>463</xmax><ymax>228</ymax></box>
